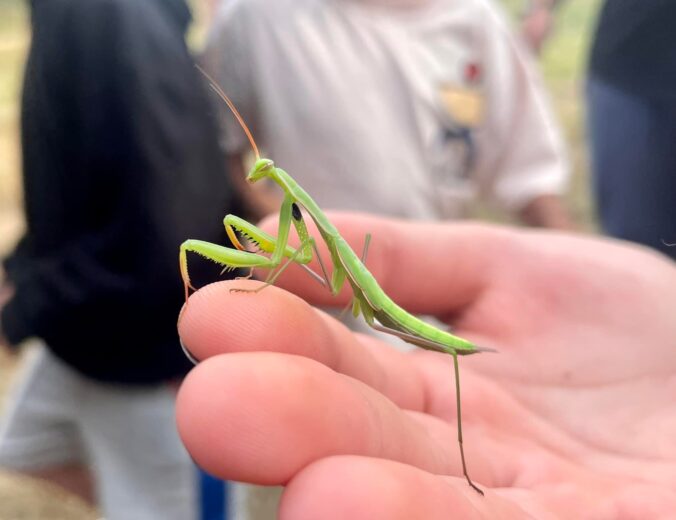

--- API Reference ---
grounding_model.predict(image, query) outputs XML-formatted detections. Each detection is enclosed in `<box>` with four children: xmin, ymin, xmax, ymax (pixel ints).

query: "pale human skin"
<box><xmin>521</xmin><ymin>0</ymin><xmax>565</xmax><ymax>55</ymax></box>
<box><xmin>177</xmin><ymin>212</ymin><xmax>676</xmax><ymax>518</ymax></box>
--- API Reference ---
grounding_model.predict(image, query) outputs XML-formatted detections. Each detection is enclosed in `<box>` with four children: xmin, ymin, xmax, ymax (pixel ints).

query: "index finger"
<box><xmin>178</xmin><ymin>280</ymin><xmax>429</xmax><ymax>411</ymax></box>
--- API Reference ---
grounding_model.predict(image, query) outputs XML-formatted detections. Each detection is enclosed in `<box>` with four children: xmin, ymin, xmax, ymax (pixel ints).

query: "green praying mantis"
<box><xmin>179</xmin><ymin>72</ymin><xmax>494</xmax><ymax>495</ymax></box>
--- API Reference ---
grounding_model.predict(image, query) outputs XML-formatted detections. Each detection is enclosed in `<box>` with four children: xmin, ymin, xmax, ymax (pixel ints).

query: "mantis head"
<box><xmin>247</xmin><ymin>158</ymin><xmax>275</xmax><ymax>183</ymax></box>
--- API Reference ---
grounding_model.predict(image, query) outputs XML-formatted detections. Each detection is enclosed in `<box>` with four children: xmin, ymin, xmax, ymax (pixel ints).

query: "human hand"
<box><xmin>518</xmin><ymin>194</ymin><xmax>576</xmax><ymax>230</ymax></box>
<box><xmin>176</xmin><ymin>213</ymin><xmax>676</xmax><ymax>518</ymax></box>
<box><xmin>521</xmin><ymin>4</ymin><xmax>555</xmax><ymax>55</ymax></box>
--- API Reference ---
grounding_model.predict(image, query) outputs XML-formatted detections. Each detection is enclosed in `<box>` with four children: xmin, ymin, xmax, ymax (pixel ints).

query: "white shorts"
<box><xmin>0</xmin><ymin>343</ymin><xmax>201</xmax><ymax>520</ymax></box>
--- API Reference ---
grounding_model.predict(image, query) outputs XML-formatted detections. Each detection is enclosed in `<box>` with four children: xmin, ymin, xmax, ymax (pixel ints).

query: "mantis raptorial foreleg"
<box><xmin>180</xmin><ymin>195</ymin><xmax>298</xmax><ymax>300</ymax></box>
<box><xmin>229</xmin><ymin>198</ymin><xmax>337</xmax><ymax>290</ymax></box>
<box><xmin>181</xmin><ymin>195</ymin><xmax>336</xmax><ymax>300</ymax></box>
<box><xmin>222</xmin><ymin>213</ymin><xmax>330</xmax><ymax>288</ymax></box>
<box><xmin>180</xmin><ymin>240</ymin><xmax>277</xmax><ymax>301</ymax></box>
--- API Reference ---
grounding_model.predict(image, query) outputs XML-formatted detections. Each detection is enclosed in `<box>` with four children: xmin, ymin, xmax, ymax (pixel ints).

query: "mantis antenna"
<box><xmin>196</xmin><ymin>64</ymin><xmax>260</xmax><ymax>161</ymax></box>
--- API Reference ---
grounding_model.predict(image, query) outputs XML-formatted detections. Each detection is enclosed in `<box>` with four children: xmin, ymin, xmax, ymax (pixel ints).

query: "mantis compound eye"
<box><xmin>259</xmin><ymin>158</ymin><xmax>274</xmax><ymax>171</ymax></box>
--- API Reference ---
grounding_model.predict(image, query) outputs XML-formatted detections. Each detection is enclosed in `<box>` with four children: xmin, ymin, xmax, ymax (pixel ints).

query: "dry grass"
<box><xmin>0</xmin><ymin>2</ymin><xmax>29</xmax><ymax>503</ymax></box>
<box><xmin>0</xmin><ymin>469</ymin><xmax>97</xmax><ymax>520</ymax></box>
<box><xmin>0</xmin><ymin>0</ymin><xmax>27</xmax><ymax>258</ymax></box>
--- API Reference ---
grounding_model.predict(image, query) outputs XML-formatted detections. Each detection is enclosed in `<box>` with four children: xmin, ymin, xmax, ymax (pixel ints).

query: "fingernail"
<box><xmin>179</xmin><ymin>336</ymin><xmax>200</xmax><ymax>365</ymax></box>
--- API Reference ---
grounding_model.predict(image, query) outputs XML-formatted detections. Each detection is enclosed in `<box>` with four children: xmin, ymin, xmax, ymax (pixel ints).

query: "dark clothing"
<box><xmin>2</xmin><ymin>0</ymin><xmax>237</xmax><ymax>383</ymax></box>
<box><xmin>590</xmin><ymin>0</ymin><xmax>676</xmax><ymax>102</ymax></box>
<box><xmin>587</xmin><ymin>0</ymin><xmax>676</xmax><ymax>259</ymax></box>
<box><xmin>588</xmin><ymin>76</ymin><xmax>676</xmax><ymax>260</ymax></box>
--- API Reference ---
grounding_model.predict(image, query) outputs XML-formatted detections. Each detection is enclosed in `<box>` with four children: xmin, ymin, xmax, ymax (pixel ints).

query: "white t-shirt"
<box><xmin>205</xmin><ymin>0</ymin><xmax>568</xmax><ymax>219</ymax></box>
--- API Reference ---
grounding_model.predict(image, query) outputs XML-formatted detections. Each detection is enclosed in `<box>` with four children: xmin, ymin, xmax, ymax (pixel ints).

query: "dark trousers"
<box><xmin>587</xmin><ymin>75</ymin><xmax>676</xmax><ymax>260</ymax></box>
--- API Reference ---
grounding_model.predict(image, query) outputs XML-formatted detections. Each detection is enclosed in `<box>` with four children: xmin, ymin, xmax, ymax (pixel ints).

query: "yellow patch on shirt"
<box><xmin>439</xmin><ymin>84</ymin><xmax>485</xmax><ymax>128</ymax></box>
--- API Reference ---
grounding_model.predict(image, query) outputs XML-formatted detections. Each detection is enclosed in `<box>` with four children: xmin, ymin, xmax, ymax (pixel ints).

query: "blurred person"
<box><xmin>175</xmin><ymin>212</ymin><xmax>676</xmax><ymax>518</ymax></box>
<box><xmin>204</xmin><ymin>0</ymin><xmax>574</xmax><ymax>230</ymax></box>
<box><xmin>586</xmin><ymin>0</ymin><xmax>676</xmax><ymax>260</ymax></box>
<box><xmin>0</xmin><ymin>0</ymin><xmax>238</xmax><ymax>518</ymax></box>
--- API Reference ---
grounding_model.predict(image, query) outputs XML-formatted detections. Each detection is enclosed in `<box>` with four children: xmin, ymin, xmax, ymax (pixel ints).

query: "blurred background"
<box><xmin>0</xmin><ymin>0</ymin><xmax>601</xmax><ymax>517</ymax></box>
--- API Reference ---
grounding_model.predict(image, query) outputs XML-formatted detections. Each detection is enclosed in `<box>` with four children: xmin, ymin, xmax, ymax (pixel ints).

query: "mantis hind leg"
<box><xmin>224</xmin><ymin>214</ymin><xmax>295</xmax><ymax>257</ymax></box>
<box><xmin>451</xmin><ymin>353</ymin><xmax>484</xmax><ymax>495</ymax></box>
<box><xmin>366</xmin><ymin>320</ymin><xmax>484</xmax><ymax>495</ymax></box>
